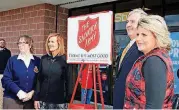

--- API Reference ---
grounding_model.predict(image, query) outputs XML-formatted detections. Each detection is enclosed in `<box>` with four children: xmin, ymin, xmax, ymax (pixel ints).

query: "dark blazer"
<box><xmin>34</xmin><ymin>54</ymin><xmax>70</xmax><ymax>104</ymax></box>
<box><xmin>113</xmin><ymin>42</ymin><xmax>143</xmax><ymax>109</ymax></box>
<box><xmin>0</xmin><ymin>48</ymin><xmax>11</xmax><ymax>74</ymax></box>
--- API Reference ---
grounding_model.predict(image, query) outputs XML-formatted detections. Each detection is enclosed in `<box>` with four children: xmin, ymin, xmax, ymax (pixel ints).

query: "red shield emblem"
<box><xmin>77</xmin><ymin>17</ymin><xmax>100</xmax><ymax>52</ymax></box>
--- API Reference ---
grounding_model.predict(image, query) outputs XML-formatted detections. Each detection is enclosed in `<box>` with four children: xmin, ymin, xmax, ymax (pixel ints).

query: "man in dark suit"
<box><xmin>113</xmin><ymin>9</ymin><xmax>147</xmax><ymax>109</ymax></box>
<box><xmin>0</xmin><ymin>39</ymin><xmax>11</xmax><ymax>74</ymax></box>
<box><xmin>0</xmin><ymin>39</ymin><xmax>11</xmax><ymax>109</ymax></box>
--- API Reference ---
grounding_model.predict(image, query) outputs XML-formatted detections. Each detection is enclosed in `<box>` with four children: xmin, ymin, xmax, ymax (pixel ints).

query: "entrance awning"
<box><xmin>0</xmin><ymin>0</ymin><xmax>117</xmax><ymax>12</ymax></box>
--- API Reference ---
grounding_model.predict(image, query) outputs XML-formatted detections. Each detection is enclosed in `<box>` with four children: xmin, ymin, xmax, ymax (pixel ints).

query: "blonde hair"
<box><xmin>128</xmin><ymin>8</ymin><xmax>147</xmax><ymax>18</ymax></box>
<box><xmin>138</xmin><ymin>15</ymin><xmax>171</xmax><ymax>51</ymax></box>
<box><xmin>18</xmin><ymin>35</ymin><xmax>34</xmax><ymax>53</ymax></box>
<box><xmin>45</xmin><ymin>33</ymin><xmax>65</xmax><ymax>55</ymax></box>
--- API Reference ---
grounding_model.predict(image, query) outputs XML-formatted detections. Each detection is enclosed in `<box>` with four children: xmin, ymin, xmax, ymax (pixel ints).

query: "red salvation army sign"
<box><xmin>78</xmin><ymin>17</ymin><xmax>100</xmax><ymax>52</ymax></box>
<box><xmin>67</xmin><ymin>11</ymin><xmax>113</xmax><ymax>65</ymax></box>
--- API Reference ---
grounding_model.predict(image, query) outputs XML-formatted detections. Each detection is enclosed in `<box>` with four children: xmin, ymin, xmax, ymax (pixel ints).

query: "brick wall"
<box><xmin>57</xmin><ymin>7</ymin><xmax>68</xmax><ymax>53</ymax></box>
<box><xmin>0</xmin><ymin>3</ymin><xmax>68</xmax><ymax>56</ymax></box>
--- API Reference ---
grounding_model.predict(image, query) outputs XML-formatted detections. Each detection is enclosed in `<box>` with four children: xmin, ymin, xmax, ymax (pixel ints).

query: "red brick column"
<box><xmin>57</xmin><ymin>7</ymin><xmax>68</xmax><ymax>53</ymax></box>
<box><xmin>0</xmin><ymin>3</ymin><xmax>68</xmax><ymax>56</ymax></box>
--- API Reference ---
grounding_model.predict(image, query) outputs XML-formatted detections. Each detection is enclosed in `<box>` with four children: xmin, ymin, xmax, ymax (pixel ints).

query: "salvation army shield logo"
<box><xmin>77</xmin><ymin>17</ymin><xmax>100</xmax><ymax>52</ymax></box>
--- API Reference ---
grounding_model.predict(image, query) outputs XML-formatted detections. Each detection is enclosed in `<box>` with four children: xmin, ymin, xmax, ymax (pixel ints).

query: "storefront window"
<box><xmin>114</xmin><ymin>12</ymin><xmax>130</xmax><ymax>56</ymax></box>
<box><xmin>165</xmin><ymin>14</ymin><xmax>179</xmax><ymax>94</ymax></box>
<box><xmin>113</xmin><ymin>12</ymin><xmax>130</xmax><ymax>78</ymax></box>
<box><xmin>165</xmin><ymin>14</ymin><xmax>179</xmax><ymax>27</ymax></box>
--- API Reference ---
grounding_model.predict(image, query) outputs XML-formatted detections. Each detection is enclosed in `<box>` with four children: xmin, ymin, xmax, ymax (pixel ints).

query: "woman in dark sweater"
<box><xmin>34</xmin><ymin>33</ymin><xmax>69</xmax><ymax>109</ymax></box>
<box><xmin>124</xmin><ymin>15</ymin><xmax>174</xmax><ymax>109</ymax></box>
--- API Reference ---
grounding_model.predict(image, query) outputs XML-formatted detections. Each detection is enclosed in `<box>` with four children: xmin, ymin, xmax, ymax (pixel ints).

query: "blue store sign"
<box><xmin>169</xmin><ymin>32</ymin><xmax>179</xmax><ymax>94</ymax></box>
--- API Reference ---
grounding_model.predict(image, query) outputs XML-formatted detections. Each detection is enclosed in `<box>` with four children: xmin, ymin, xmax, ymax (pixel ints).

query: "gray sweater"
<box><xmin>143</xmin><ymin>56</ymin><xmax>167</xmax><ymax>109</ymax></box>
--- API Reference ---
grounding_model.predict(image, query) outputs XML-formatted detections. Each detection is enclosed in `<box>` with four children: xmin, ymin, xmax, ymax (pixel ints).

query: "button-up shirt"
<box><xmin>17</xmin><ymin>53</ymin><xmax>34</xmax><ymax>68</ymax></box>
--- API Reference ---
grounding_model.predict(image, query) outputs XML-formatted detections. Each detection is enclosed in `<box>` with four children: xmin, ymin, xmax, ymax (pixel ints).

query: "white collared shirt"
<box><xmin>0</xmin><ymin>47</ymin><xmax>5</xmax><ymax>51</ymax></box>
<box><xmin>17</xmin><ymin>53</ymin><xmax>34</xmax><ymax>68</ymax></box>
<box><xmin>129</xmin><ymin>38</ymin><xmax>136</xmax><ymax>47</ymax></box>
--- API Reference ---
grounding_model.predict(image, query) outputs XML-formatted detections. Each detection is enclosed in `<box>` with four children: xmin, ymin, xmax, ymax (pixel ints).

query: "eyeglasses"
<box><xmin>17</xmin><ymin>42</ymin><xmax>28</xmax><ymax>45</ymax></box>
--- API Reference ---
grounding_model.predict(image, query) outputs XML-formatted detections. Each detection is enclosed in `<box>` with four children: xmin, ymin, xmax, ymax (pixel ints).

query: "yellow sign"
<box><xmin>115</xmin><ymin>12</ymin><xmax>129</xmax><ymax>22</ymax></box>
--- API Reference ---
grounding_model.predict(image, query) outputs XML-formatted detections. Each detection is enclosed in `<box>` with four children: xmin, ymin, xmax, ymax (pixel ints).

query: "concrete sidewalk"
<box><xmin>73</xmin><ymin>100</ymin><xmax>113</xmax><ymax>109</ymax></box>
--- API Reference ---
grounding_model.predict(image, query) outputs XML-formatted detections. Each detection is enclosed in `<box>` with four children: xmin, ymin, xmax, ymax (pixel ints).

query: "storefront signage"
<box><xmin>169</xmin><ymin>32</ymin><xmax>179</xmax><ymax>94</ymax></box>
<box><xmin>115</xmin><ymin>12</ymin><xmax>129</xmax><ymax>22</ymax></box>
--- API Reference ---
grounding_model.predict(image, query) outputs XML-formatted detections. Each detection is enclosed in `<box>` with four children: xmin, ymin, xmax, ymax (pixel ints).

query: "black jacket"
<box><xmin>0</xmin><ymin>48</ymin><xmax>11</xmax><ymax>74</ymax></box>
<box><xmin>34</xmin><ymin>54</ymin><xmax>70</xmax><ymax>104</ymax></box>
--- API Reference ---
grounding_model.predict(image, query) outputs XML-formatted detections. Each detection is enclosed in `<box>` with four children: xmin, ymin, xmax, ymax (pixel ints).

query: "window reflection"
<box><xmin>165</xmin><ymin>14</ymin><xmax>179</xmax><ymax>27</ymax></box>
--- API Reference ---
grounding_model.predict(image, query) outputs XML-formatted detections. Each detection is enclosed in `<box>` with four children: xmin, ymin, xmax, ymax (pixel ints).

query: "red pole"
<box><xmin>96</xmin><ymin>64</ymin><xmax>105</xmax><ymax>109</ymax></box>
<box><xmin>93</xmin><ymin>64</ymin><xmax>97</xmax><ymax>109</ymax></box>
<box><xmin>70</xmin><ymin>64</ymin><xmax>84</xmax><ymax>104</ymax></box>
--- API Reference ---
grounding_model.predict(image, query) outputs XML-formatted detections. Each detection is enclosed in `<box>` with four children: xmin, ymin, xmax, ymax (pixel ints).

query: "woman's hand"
<box><xmin>17</xmin><ymin>90</ymin><xmax>27</xmax><ymax>100</ymax></box>
<box><xmin>34</xmin><ymin>101</ymin><xmax>40</xmax><ymax>110</ymax></box>
<box><xmin>22</xmin><ymin>90</ymin><xmax>34</xmax><ymax>102</ymax></box>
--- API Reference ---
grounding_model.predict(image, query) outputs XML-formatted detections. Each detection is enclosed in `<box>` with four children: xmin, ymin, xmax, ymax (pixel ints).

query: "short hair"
<box><xmin>0</xmin><ymin>39</ymin><xmax>5</xmax><ymax>42</ymax></box>
<box><xmin>128</xmin><ymin>8</ymin><xmax>147</xmax><ymax>18</ymax></box>
<box><xmin>18</xmin><ymin>35</ymin><xmax>34</xmax><ymax>53</ymax></box>
<box><xmin>137</xmin><ymin>15</ymin><xmax>171</xmax><ymax>51</ymax></box>
<box><xmin>45</xmin><ymin>33</ymin><xmax>65</xmax><ymax>55</ymax></box>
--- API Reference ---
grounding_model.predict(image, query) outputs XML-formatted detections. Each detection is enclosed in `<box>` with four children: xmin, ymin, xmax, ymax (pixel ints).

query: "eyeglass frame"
<box><xmin>17</xmin><ymin>42</ymin><xmax>29</xmax><ymax>45</ymax></box>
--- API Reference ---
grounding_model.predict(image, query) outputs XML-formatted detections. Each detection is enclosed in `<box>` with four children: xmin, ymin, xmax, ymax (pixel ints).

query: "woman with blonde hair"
<box><xmin>2</xmin><ymin>35</ymin><xmax>40</xmax><ymax>109</ymax></box>
<box><xmin>34</xmin><ymin>33</ymin><xmax>69</xmax><ymax>109</ymax></box>
<box><xmin>124</xmin><ymin>15</ymin><xmax>174</xmax><ymax>109</ymax></box>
